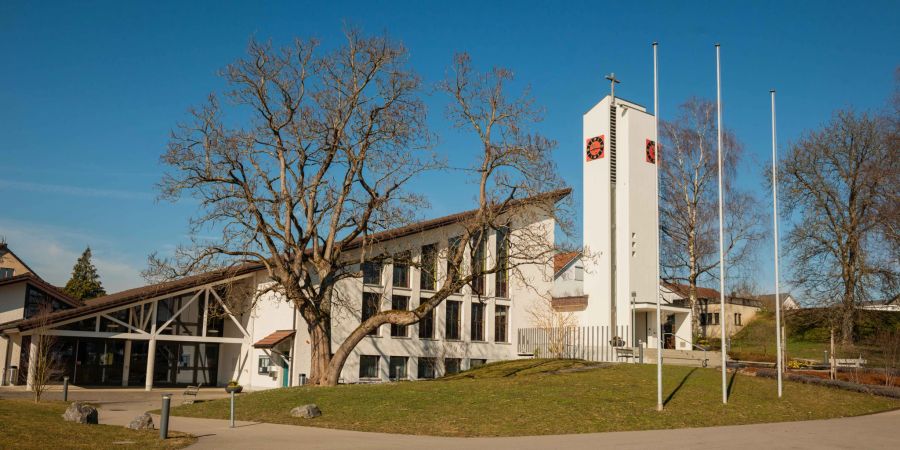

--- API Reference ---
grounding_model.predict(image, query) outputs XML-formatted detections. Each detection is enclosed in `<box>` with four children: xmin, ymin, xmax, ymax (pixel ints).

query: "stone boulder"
<box><xmin>290</xmin><ymin>404</ymin><xmax>322</xmax><ymax>419</ymax></box>
<box><xmin>62</xmin><ymin>402</ymin><xmax>99</xmax><ymax>424</ymax></box>
<box><xmin>127</xmin><ymin>413</ymin><xmax>154</xmax><ymax>430</ymax></box>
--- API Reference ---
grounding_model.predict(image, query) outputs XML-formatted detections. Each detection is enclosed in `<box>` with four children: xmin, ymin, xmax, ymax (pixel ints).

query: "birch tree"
<box><xmin>659</xmin><ymin>98</ymin><xmax>764</xmax><ymax>337</ymax></box>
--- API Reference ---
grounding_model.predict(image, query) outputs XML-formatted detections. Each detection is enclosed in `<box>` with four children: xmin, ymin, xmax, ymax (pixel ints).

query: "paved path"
<box><xmin>3</xmin><ymin>387</ymin><xmax>898</xmax><ymax>449</ymax></box>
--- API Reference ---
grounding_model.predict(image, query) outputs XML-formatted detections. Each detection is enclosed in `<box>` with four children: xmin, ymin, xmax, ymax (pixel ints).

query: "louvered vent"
<box><xmin>609</xmin><ymin>105</ymin><xmax>617</xmax><ymax>183</ymax></box>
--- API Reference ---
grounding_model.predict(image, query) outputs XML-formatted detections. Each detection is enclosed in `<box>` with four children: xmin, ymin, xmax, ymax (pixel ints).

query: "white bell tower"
<box><xmin>581</xmin><ymin>82</ymin><xmax>658</xmax><ymax>344</ymax></box>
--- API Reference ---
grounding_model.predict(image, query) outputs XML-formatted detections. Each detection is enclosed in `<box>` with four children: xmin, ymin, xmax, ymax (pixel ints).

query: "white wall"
<box><xmin>0</xmin><ymin>283</ymin><xmax>26</xmax><ymax>325</ymax></box>
<box><xmin>551</xmin><ymin>258</ymin><xmax>583</xmax><ymax>298</ymax></box>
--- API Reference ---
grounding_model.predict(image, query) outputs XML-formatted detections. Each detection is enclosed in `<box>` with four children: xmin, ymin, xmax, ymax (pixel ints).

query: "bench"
<box><xmin>615</xmin><ymin>347</ymin><xmax>635</xmax><ymax>362</ymax></box>
<box><xmin>182</xmin><ymin>383</ymin><xmax>203</xmax><ymax>404</ymax></box>
<box><xmin>835</xmin><ymin>358</ymin><xmax>867</xmax><ymax>368</ymax></box>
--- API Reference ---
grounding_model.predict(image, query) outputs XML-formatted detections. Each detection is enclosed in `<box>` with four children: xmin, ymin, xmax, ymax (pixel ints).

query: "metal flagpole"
<box><xmin>771</xmin><ymin>89</ymin><xmax>783</xmax><ymax>398</ymax></box>
<box><xmin>715</xmin><ymin>43</ymin><xmax>728</xmax><ymax>405</ymax></box>
<box><xmin>653</xmin><ymin>41</ymin><xmax>663</xmax><ymax>412</ymax></box>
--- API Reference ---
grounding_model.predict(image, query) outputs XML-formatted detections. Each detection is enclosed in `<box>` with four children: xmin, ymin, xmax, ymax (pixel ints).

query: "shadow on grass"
<box><xmin>727</xmin><ymin>370</ymin><xmax>737</xmax><ymax>399</ymax></box>
<box><xmin>664</xmin><ymin>368</ymin><xmax>698</xmax><ymax>406</ymax></box>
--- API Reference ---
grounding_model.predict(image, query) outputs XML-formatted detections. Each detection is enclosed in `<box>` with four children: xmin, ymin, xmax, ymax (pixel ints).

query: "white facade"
<box><xmin>578</xmin><ymin>94</ymin><xmax>686</xmax><ymax>348</ymax></box>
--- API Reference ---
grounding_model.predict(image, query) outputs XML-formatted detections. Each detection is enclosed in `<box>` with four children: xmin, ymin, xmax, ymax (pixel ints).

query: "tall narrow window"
<box><xmin>470</xmin><ymin>302</ymin><xmax>485</xmax><ymax>341</ymax></box>
<box><xmin>418</xmin><ymin>304</ymin><xmax>434</xmax><ymax>339</ymax></box>
<box><xmin>420</xmin><ymin>244</ymin><xmax>437</xmax><ymax>291</ymax></box>
<box><xmin>363</xmin><ymin>261</ymin><xmax>383</xmax><ymax>286</ymax></box>
<box><xmin>447</xmin><ymin>237</ymin><xmax>462</xmax><ymax>293</ymax></box>
<box><xmin>470</xmin><ymin>232</ymin><xmax>486</xmax><ymax>296</ymax></box>
<box><xmin>392</xmin><ymin>252</ymin><xmax>410</xmax><ymax>289</ymax></box>
<box><xmin>495</xmin><ymin>226</ymin><xmax>509</xmax><ymax>298</ymax></box>
<box><xmin>362</xmin><ymin>292</ymin><xmax>380</xmax><ymax>336</ymax></box>
<box><xmin>445</xmin><ymin>300</ymin><xmax>461</xmax><ymax>340</ymax></box>
<box><xmin>494</xmin><ymin>305</ymin><xmax>509</xmax><ymax>343</ymax></box>
<box><xmin>390</xmin><ymin>295</ymin><xmax>409</xmax><ymax>337</ymax></box>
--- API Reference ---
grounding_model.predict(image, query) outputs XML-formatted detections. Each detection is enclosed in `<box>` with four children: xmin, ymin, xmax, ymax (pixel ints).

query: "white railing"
<box><xmin>517</xmin><ymin>326</ymin><xmax>631</xmax><ymax>363</ymax></box>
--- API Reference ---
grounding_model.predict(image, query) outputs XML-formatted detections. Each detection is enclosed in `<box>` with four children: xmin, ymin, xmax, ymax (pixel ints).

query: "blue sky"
<box><xmin>1</xmin><ymin>1</ymin><xmax>897</xmax><ymax>293</ymax></box>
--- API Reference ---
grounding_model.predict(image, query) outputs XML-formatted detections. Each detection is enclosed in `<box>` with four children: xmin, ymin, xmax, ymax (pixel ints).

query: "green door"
<box><xmin>282</xmin><ymin>357</ymin><xmax>289</xmax><ymax>387</ymax></box>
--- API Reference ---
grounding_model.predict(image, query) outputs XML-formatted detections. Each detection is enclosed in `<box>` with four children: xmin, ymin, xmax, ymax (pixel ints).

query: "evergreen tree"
<box><xmin>63</xmin><ymin>247</ymin><xmax>106</xmax><ymax>300</ymax></box>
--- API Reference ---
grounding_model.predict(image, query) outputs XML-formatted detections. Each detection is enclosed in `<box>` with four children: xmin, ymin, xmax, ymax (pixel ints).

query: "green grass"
<box><xmin>731</xmin><ymin>310</ymin><xmax>899</xmax><ymax>365</ymax></box>
<box><xmin>170</xmin><ymin>359</ymin><xmax>899</xmax><ymax>437</ymax></box>
<box><xmin>0</xmin><ymin>399</ymin><xmax>195</xmax><ymax>450</ymax></box>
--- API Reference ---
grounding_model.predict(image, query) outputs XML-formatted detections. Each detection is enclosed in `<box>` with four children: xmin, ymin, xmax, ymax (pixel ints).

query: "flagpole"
<box><xmin>715</xmin><ymin>43</ymin><xmax>728</xmax><ymax>405</ymax></box>
<box><xmin>653</xmin><ymin>41</ymin><xmax>663</xmax><ymax>412</ymax></box>
<box><xmin>771</xmin><ymin>89</ymin><xmax>783</xmax><ymax>398</ymax></box>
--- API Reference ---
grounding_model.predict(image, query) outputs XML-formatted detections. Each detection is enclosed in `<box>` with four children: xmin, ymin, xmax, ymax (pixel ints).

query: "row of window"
<box><xmin>359</xmin><ymin>355</ymin><xmax>487</xmax><ymax>380</ymax></box>
<box><xmin>362</xmin><ymin>293</ymin><xmax>509</xmax><ymax>342</ymax></box>
<box><xmin>362</xmin><ymin>228</ymin><xmax>510</xmax><ymax>298</ymax></box>
<box><xmin>699</xmin><ymin>312</ymin><xmax>743</xmax><ymax>326</ymax></box>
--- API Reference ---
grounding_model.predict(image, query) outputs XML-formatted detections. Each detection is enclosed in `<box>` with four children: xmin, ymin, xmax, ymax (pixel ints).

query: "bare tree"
<box><xmin>659</xmin><ymin>98</ymin><xmax>765</xmax><ymax>337</ymax></box>
<box><xmin>779</xmin><ymin>108</ymin><xmax>899</xmax><ymax>345</ymax></box>
<box><xmin>29</xmin><ymin>305</ymin><xmax>56</xmax><ymax>402</ymax></box>
<box><xmin>155</xmin><ymin>30</ymin><xmax>567</xmax><ymax>386</ymax></box>
<box><xmin>527</xmin><ymin>297</ymin><xmax>578</xmax><ymax>357</ymax></box>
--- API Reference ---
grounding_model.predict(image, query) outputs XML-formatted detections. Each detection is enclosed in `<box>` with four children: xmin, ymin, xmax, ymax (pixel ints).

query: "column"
<box><xmin>25</xmin><ymin>337</ymin><xmax>37</xmax><ymax>391</ymax></box>
<box><xmin>144</xmin><ymin>338</ymin><xmax>156</xmax><ymax>391</ymax></box>
<box><xmin>122</xmin><ymin>340</ymin><xmax>132</xmax><ymax>387</ymax></box>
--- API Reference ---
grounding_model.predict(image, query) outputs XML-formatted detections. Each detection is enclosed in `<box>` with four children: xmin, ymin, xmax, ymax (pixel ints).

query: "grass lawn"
<box><xmin>170</xmin><ymin>359</ymin><xmax>899</xmax><ymax>437</ymax></box>
<box><xmin>0</xmin><ymin>399</ymin><xmax>195</xmax><ymax>450</ymax></box>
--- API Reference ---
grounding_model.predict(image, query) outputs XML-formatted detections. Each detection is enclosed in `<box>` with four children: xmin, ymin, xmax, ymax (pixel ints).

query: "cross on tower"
<box><xmin>605</xmin><ymin>73</ymin><xmax>620</xmax><ymax>103</ymax></box>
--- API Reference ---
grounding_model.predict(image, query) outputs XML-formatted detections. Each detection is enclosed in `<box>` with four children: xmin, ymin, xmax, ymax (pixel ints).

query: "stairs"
<box><xmin>641</xmin><ymin>348</ymin><xmax>723</xmax><ymax>368</ymax></box>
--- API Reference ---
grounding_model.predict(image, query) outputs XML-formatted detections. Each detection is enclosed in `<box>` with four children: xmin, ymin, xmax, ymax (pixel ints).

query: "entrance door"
<box><xmin>663</xmin><ymin>315</ymin><xmax>676</xmax><ymax>350</ymax></box>
<box><xmin>282</xmin><ymin>358</ymin><xmax>289</xmax><ymax>387</ymax></box>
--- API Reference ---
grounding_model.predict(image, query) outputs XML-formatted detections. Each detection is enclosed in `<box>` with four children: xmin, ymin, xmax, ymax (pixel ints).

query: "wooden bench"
<box><xmin>182</xmin><ymin>383</ymin><xmax>203</xmax><ymax>404</ymax></box>
<box><xmin>615</xmin><ymin>347</ymin><xmax>635</xmax><ymax>362</ymax></box>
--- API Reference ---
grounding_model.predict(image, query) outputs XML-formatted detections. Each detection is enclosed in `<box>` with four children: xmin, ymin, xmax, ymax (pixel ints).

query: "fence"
<box><xmin>517</xmin><ymin>326</ymin><xmax>631</xmax><ymax>362</ymax></box>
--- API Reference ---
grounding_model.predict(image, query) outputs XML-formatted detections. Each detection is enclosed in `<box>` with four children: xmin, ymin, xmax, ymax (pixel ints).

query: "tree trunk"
<box><xmin>308</xmin><ymin>318</ymin><xmax>333</xmax><ymax>385</ymax></box>
<box><xmin>841</xmin><ymin>300</ymin><xmax>855</xmax><ymax>346</ymax></box>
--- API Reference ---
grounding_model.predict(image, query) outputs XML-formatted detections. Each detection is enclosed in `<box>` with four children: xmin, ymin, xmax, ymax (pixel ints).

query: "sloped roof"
<box><xmin>662</xmin><ymin>282</ymin><xmax>721</xmax><ymax>300</ymax></box>
<box><xmin>0</xmin><ymin>243</ymin><xmax>40</xmax><ymax>277</ymax></box>
<box><xmin>0</xmin><ymin>272</ymin><xmax>80</xmax><ymax>308</ymax></box>
<box><xmin>253</xmin><ymin>330</ymin><xmax>296</xmax><ymax>349</ymax></box>
<box><xmin>553</xmin><ymin>251</ymin><xmax>581</xmax><ymax>275</ymax></box>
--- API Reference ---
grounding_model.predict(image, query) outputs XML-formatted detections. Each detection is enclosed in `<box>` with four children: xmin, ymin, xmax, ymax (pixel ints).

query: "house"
<box><xmin>0</xmin><ymin>190</ymin><xmax>565</xmax><ymax>390</ymax></box>
<box><xmin>756</xmin><ymin>293</ymin><xmax>800</xmax><ymax>311</ymax></box>
<box><xmin>0</xmin><ymin>245</ymin><xmax>81</xmax><ymax>385</ymax></box>
<box><xmin>660</xmin><ymin>283</ymin><xmax>763</xmax><ymax>338</ymax></box>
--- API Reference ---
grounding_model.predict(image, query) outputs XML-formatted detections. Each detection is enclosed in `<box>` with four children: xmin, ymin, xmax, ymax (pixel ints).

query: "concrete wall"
<box><xmin>551</xmin><ymin>258</ymin><xmax>583</xmax><ymax>298</ymax></box>
<box><xmin>699</xmin><ymin>301</ymin><xmax>761</xmax><ymax>338</ymax></box>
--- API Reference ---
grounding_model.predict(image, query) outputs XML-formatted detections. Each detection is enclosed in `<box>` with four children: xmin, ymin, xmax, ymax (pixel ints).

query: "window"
<box><xmin>713</xmin><ymin>313</ymin><xmax>720</xmax><ymax>325</ymax></box>
<box><xmin>258</xmin><ymin>355</ymin><xmax>271</xmax><ymax>375</ymax></box>
<box><xmin>417</xmin><ymin>357</ymin><xmax>436</xmax><ymax>379</ymax></box>
<box><xmin>359</xmin><ymin>355</ymin><xmax>380</xmax><ymax>379</ymax></box>
<box><xmin>494</xmin><ymin>305</ymin><xmax>509</xmax><ymax>342</ymax></box>
<box><xmin>391</xmin><ymin>295</ymin><xmax>409</xmax><ymax>337</ymax></box>
<box><xmin>495</xmin><ymin>226</ymin><xmax>509</xmax><ymax>298</ymax></box>
<box><xmin>447</xmin><ymin>236</ymin><xmax>462</xmax><ymax>293</ymax></box>
<box><xmin>700</xmin><ymin>313</ymin><xmax>708</xmax><ymax>326</ymax></box>
<box><xmin>0</xmin><ymin>267</ymin><xmax>13</xmax><ymax>279</ymax></box>
<box><xmin>445</xmin><ymin>358</ymin><xmax>461</xmax><ymax>375</ymax></box>
<box><xmin>389</xmin><ymin>356</ymin><xmax>408</xmax><ymax>380</ymax></box>
<box><xmin>471</xmin><ymin>302</ymin><xmax>485</xmax><ymax>341</ymax></box>
<box><xmin>418</xmin><ymin>305</ymin><xmax>435</xmax><ymax>339</ymax></box>
<box><xmin>363</xmin><ymin>261</ymin><xmax>382</xmax><ymax>285</ymax></box>
<box><xmin>392</xmin><ymin>253</ymin><xmax>410</xmax><ymax>289</ymax></box>
<box><xmin>445</xmin><ymin>300</ymin><xmax>461</xmax><ymax>340</ymax></box>
<box><xmin>469</xmin><ymin>358</ymin><xmax>487</xmax><ymax>369</ymax></box>
<box><xmin>420</xmin><ymin>244</ymin><xmax>437</xmax><ymax>291</ymax></box>
<box><xmin>471</xmin><ymin>233</ymin><xmax>486</xmax><ymax>295</ymax></box>
<box><xmin>362</xmin><ymin>292</ymin><xmax>380</xmax><ymax>335</ymax></box>
<box><xmin>735</xmin><ymin>313</ymin><xmax>742</xmax><ymax>326</ymax></box>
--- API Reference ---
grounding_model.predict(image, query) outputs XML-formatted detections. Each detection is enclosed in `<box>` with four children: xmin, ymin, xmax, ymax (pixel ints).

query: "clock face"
<box><xmin>586</xmin><ymin>135</ymin><xmax>605</xmax><ymax>161</ymax></box>
<box><xmin>646</xmin><ymin>139</ymin><xmax>656</xmax><ymax>164</ymax></box>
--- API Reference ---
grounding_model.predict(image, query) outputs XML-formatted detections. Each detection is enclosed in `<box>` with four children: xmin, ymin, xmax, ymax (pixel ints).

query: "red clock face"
<box><xmin>586</xmin><ymin>135</ymin><xmax>605</xmax><ymax>161</ymax></box>
<box><xmin>646</xmin><ymin>139</ymin><xmax>656</xmax><ymax>164</ymax></box>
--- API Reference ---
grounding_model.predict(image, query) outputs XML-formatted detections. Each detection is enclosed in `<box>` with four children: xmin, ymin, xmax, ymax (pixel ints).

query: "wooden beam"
<box><xmin>154</xmin><ymin>291</ymin><xmax>201</xmax><ymax>336</ymax></box>
<box><xmin>209</xmin><ymin>289</ymin><xmax>250</xmax><ymax>338</ymax></box>
<box><xmin>101</xmin><ymin>313</ymin><xmax>148</xmax><ymax>335</ymax></box>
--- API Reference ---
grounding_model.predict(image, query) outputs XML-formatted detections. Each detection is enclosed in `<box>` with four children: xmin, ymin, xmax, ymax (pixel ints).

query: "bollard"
<box><xmin>63</xmin><ymin>376</ymin><xmax>69</xmax><ymax>402</ymax></box>
<box><xmin>638</xmin><ymin>341</ymin><xmax>644</xmax><ymax>364</ymax></box>
<box><xmin>160</xmin><ymin>394</ymin><xmax>171</xmax><ymax>439</ymax></box>
<box><xmin>230</xmin><ymin>390</ymin><xmax>235</xmax><ymax>428</ymax></box>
